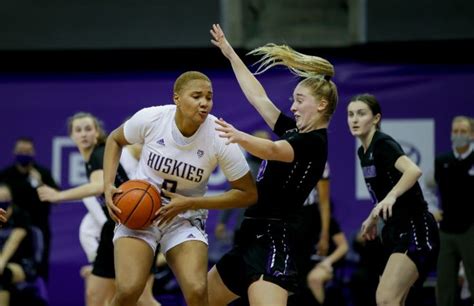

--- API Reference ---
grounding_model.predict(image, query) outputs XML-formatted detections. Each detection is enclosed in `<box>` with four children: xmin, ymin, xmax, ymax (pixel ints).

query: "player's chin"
<box><xmin>198</xmin><ymin>112</ymin><xmax>208</xmax><ymax>121</ymax></box>
<box><xmin>349</xmin><ymin>129</ymin><xmax>361</xmax><ymax>137</ymax></box>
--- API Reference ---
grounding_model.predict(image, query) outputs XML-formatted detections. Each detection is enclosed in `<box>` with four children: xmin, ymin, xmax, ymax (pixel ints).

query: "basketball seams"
<box><xmin>132</xmin><ymin>184</ymin><xmax>155</xmax><ymax>228</ymax></box>
<box><xmin>113</xmin><ymin>180</ymin><xmax>162</xmax><ymax>229</ymax></box>
<box><xmin>123</xmin><ymin>185</ymin><xmax>150</xmax><ymax>226</ymax></box>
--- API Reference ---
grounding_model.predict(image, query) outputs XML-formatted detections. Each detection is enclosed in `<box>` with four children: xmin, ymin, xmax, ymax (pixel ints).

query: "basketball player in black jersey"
<box><xmin>208</xmin><ymin>24</ymin><xmax>339</xmax><ymax>306</ymax></box>
<box><xmin>37</xmin><ymin>112</ymin><xmax>160</xmax><ymax>306</ymax></box>
<box><xmin>347</xmin><ymin>94</ymin><xmax>439</xmax><ymax>305</ymax></box>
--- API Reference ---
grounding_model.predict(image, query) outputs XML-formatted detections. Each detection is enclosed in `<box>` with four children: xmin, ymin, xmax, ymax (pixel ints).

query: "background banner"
<box><xmin>0</xmin><ymin>62</ymin><xmax>473</xmax><ymax>306</ymax></box>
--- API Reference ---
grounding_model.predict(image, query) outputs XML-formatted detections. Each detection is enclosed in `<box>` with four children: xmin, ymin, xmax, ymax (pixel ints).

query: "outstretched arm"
<box><xmin>210</xmin><ymin>24</ymin><xmax>281</xmax><ymax>129</ymax></box>
<box><xmin>37</xmin><ymin>171</ymin><xmax>103</xmax><ymax>203</ymax></box>
<box><xmin>215</xmin><ymin>118</ymin><xmax>294</xmax><ymax>162</ymax></box>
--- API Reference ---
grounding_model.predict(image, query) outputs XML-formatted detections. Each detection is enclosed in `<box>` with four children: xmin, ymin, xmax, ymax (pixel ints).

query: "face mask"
<box><xmin>15</xmin><ymin>154</ymin><xmax>34</xmax><ymax>167</ymax></box>
<box><xmin>451</xmin><ymin>134</ymin><xmax>471</xmax><ymax>149</ymax></box>
<box><xmin>0</xmin><ymin>201</ymin><xmax>11</xmax><ymax>210</ymax></box>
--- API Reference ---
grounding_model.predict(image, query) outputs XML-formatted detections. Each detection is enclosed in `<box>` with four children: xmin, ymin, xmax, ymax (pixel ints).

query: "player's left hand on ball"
<box><xmin>155</xmin><ymin>189</ymin><xmax>192</xmax><ymax>226</ymax></box>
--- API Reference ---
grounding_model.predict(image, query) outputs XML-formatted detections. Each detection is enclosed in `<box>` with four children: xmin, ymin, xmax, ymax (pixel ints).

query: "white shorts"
<box><xmin>79</xmin><ymin>212</ymin><xmax>104</xmax><ymax>262</ymax></box>
<box><xmin>113</xmin><ymin>217</ymin><xmax>208</xmax><ymax>254</ymax></box>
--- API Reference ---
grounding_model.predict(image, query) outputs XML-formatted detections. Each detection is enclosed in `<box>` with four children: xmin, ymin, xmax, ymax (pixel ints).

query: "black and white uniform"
<box><xmin>79</xmin><ymin>147</ymin><xmax>139</xmax><ymax>263</ymax></box>
<box><xmin>87</xmin><ymin>143</ymin><xmax>129</xmax><ymax>278</ymax></box>
<box><xmin>113</xmin><ymin>105</ymin><xmax>249</xmax><ymax>254</ymax></box>
<box><xmin>358</xmin><ymin>131</ymin><xmax>439</xmax><ymax>283</ymax></box>
<box><xmin>216</xmin><ymin>113</ymin><xmax>328</xmax><ymax>295</ymax></box>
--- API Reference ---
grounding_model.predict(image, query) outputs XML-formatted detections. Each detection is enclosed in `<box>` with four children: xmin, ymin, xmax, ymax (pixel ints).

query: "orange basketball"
<box><xmin>113</xmin><ymin>179</ymin><xmax>162</xmax><ymax>229</ymax></box>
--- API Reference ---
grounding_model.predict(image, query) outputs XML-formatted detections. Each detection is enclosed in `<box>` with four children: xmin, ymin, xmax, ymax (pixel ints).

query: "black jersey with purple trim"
<box><xmin>358</xmin><ymin>131</ymin><xmax>427</xmax><ymax>224</ymax></box>
<box><xmin>85</xmin><ymin>144</ymin><xmax>129</xmax><ymax>209</ymax></box>
<box><xmin>244</xmin><ymin>113</ymin><xmax>328</xmax><ymax>220</ymax></box>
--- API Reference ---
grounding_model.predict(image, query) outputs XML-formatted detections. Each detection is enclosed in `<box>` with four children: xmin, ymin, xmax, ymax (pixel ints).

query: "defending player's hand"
<box><xmin>104</xmin><ymin>183</ymin><xmax>122</xmax><ymax>223</ymax></box>
<box><xmin>210</xmin><ymin>24</ymin><xmax>235</xmax><ymax>60</ymax></box>
<box><xmin>155</xmin><ymin>189</ymin><xmax>193</xmax><ymax>226</ymax></box>
<box><xmin>215</xmin><ymin>118</ymin><xmax>244</xmax><ymax>145</ymax></box>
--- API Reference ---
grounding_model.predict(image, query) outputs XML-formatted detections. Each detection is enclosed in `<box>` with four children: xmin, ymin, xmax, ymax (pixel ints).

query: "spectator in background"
<box><xmin>0</xmin><ymin>137</ymin><xmax>58</xmax><ymax>281</ymax></box>
<box><xmin>349</xmin><ymin>231</ymin><xmax>385</xmax><ymax>306</ymax></box>
<box><xmin>0</xmin><ymin>183</ymin><xmax>38</xmax><ymax>306</ymax></box>
<box><xmin>301</xmin><ymin>162</ymin><xmax>332</xmax><ymax>256</ymax></box>
<box><xmin>0</xmin><ymin>209</ymin><xmax>7</xmax><ymax>225</ymax></box>
<box><xmin>288</xmin><ymin>213</ymin><xmax>348</xmax><ymax>306</ymax></box>
<box><xmin>305</xmin><ymin>216</ymin><xmax>348</xmax><ymax>305</ymax></box>
<box><xmin>435</xmin><ymin>115</ymin><xmax>474</xmax><ymax>306</ymax></box>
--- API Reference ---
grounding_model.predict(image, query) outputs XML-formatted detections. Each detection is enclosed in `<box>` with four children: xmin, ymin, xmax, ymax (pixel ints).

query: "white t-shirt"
<box><xmin>124</xmin><ymin>105</ymin><xmax>249</xmax><ymax>219</ymax></box>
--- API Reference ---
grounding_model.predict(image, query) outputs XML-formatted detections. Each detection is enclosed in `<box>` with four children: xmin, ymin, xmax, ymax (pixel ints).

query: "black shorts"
<box><xmin>381</xmin><ymin>210</ymin><xmax>439</xmax><ymax>286</ymax></box>
<box><xmin>215</xmin><ymin>218</ymin><xmax>298</xmax><ymax>296</ymax></box>
<box><xmin>15</xmin><ymin>258</ymin><xmax>37</xmax><ymax>282</ymax></box>
<box><xmin>92</xmin><ymin>219</ymin><xmax>116</xmax><ymax>278</ymax></box>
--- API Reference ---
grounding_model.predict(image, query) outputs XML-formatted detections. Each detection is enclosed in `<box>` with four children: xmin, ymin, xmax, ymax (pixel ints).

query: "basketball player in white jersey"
<box><xmin>103</xmin><ymin>71</ymin><xmax>258</xmax><ymax>306</ymax></box>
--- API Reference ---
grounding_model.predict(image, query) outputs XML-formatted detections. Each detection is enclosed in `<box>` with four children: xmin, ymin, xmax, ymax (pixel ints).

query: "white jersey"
<box><xmin>120</xmin><ymin>146</ymin><xmax>139</xmax><ymax>179</ymax></box>
<box><xmin>124</xmin><ymin>105</ymin><xmax>249</xmax><ymax>220</ymax></box>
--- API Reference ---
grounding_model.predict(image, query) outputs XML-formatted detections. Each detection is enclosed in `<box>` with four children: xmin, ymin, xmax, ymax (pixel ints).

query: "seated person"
<box><xmin>0</xmin><ymin>183</ymin><xmax>37</xmax><ymax>306</ymax></box>
<box><xmin>288</xmin><ymin>208</ymin><xmax>349</xmax><ymax>306</ymax></box>
<box><xmin>349</xmin><ymin>231</ymin><xmax>385</xmax><ymax>306</ymax></box>
<box><xmin>306</xmin><ymin>216</ymin><xmax>349</xmax><ymax>305</ymax></box>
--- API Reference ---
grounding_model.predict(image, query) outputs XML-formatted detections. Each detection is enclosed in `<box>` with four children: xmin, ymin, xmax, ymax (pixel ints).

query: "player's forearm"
<box><xmin>103</xmin><ymin>133</ymin><xmax>123</xmax><ymax>187</ymax></box>
<box><xmin>58</xmin><ymin>182</ymin><xmax>103</xmax><ymax>201</ymax></box>
<box><xmin>228</xmin><ymin>53</ymin><xmax>279</xmax><ymax>129</ymax></box>
<box><xmin>388</xmin><ymin>166</ymin><xmax>422</xmax><ymax>200</ymax></box>
<box><xmin>191</xmin><ymin>188</ymin><xmax>257</xmax><ymax>211</ymax></box>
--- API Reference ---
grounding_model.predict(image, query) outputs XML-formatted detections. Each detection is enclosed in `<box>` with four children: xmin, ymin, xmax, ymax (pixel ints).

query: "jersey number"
<box><xmin>161</xmin><ymin>179</ymin><xmax>178</xmax><ymax>199</ymax></box>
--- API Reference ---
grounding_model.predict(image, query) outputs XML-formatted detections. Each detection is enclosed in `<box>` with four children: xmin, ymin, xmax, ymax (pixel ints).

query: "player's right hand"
<box><xmin>210</xmin><ymin>24</ymin><xmax>235</xmax><ymax>60</ymax></box>
<box><xmin>104</xmin><ymin>184</ymin><xmax>122</xmax><ymax>223</ymax></box>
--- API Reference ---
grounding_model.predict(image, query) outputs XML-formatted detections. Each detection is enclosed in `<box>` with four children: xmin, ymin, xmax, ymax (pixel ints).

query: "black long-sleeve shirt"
<box><xmin>435</xmin><ymin>148</ymin><xmax>474</xmax><ymax>233</ymax></box>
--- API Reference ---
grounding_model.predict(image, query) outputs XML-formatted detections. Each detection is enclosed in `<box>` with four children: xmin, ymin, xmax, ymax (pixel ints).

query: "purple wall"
<box><xmin>0</xmin><ymin>62</ymin><xmax>473</xmax><ymax>306</ymax></box>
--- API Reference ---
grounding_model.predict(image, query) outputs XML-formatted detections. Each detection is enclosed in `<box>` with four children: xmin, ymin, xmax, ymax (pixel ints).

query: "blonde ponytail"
<box><xmin>248</xmin><ymin>43</ymin><xmax>334</xmax><ymax>79</ymax></box>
